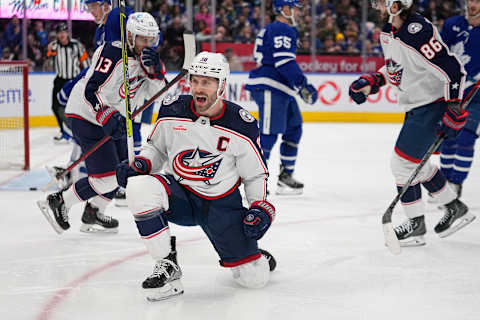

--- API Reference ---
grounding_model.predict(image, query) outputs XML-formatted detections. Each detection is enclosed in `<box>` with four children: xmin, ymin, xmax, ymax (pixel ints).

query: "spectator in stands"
<box><xmin>225</xmin><ymin>47</ymin><xmax>243</xmax><ymax>71</ymax></box>
<box><xmin>2</xmin><ymin>47</ymin><xmax>14</xmax><ymax>61</ymax></box>
<box><xmin>216</xmin><ymin>25</ymin><xmax>233</xmax><ymax>42</ymax></box>
<box><xmin>249</xmin><ymin>5</ymin><xmax>262</xmax><ymax>33</ymax></box>
<box><xmin>318</xmin><ymin>16</ymin><xmax>340</xmax><ymax>42</ymax></box>
<box><xmin>154</xmin><ymin>2</ymin><xmax>171</xmax><ymax>31</ymax></box>
<box><xmin>165</xmin><ymin>46</ymin><xmax>182</xmax><ymax>71</ymax></box>
<box><xmin>235</xmin><ymin>24</ymin><xmax>254</xmax><ymax>43</ymax></box>
<box><xmin>27</xmin><ymin>33</ymin><xmax>43</xmax><ymax>71</ymax></box>
<box><xmin>165</xmin><ymin>16</ymin><xmax>185</xmax><ymax>48</ymax></box>
<box><xmin>2</xmin><ymin>15</ymin><xmax>22</xmax><ymax>54</ymax></box>
<box><xmin>195</xmin><ymin>3</ymin><xmax>213</xmax><ymax>26</ymax></box>
<box><xmin>34</xmin><ymin>21</ymin><xmax>48</xmax><ymax>48</ymax></box>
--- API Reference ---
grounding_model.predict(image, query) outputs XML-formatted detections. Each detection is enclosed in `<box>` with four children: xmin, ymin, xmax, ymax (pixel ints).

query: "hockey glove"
<box><xmin>141</xmin><ymin>47</ymin><xmax>166</xmax><ymax>80</ymax></box>
<box><xmin>349</xmin><ymin>72</ymin><xmax>385</xmax><ymax>104</ymax></box>
<box><xmin>243</xmin><ymin>200</ymin><xmax>276</xmax><ymax>240</ymax></box>
<box><xmin>96</xmin><ymin>106</ymin><xmax>126</xmax><ymax>140</ymax></box>
<box><xmin>115</xmin><ymin>157</ymin><xmax>151</xmax><ymax>188</ymax></box>
<box><xmin>298</xmin><ymin>79</ymin><xmax>318</xmax><ymax>105</ymax></box>
<box><xmin>437</xmin><ymin>101</ymin><xmax>469</xmax><ymax>138</ymax></box>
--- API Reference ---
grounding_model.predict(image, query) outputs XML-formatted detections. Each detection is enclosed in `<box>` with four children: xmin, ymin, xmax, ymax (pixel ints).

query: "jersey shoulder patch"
<box><xmin>239</xmin><ymin>108</ymin><xmax>255</xmax><ymax>123</ymax></box>
<box><xmin>110</xmin><ymin>41</ymin><xmax>122</xmax><ymax>49</ymax></box>
<box><xmin>162</xmin><ymin>93</ymin><xmax>179</xmax><ymax>106</ymax></box>
<box><xmin>407</xmin><ymin>22</ymin><xmax>423</xmax><ymax>34</ymax></box>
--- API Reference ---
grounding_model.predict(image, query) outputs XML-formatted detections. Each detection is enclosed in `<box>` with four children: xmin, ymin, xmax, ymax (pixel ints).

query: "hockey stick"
<box><xmin>119</xmin><ymin>0</ymin><xmax>134</xmax><ymax>165</ymax></box>
<box><xmin>43</xmin><ymin>32</ymin><xmax>196</xmax><ymax>188</ymax></box>
<box><xmin>382</xmin><ymin>80</ymin><xmax>480</xmax><ymax>255</ymax></box>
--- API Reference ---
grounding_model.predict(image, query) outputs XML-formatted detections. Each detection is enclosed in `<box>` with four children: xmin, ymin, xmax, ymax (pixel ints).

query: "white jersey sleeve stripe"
<box><xmin>273</xmin><ymin>52</ymin><xmax>296</xmax><ymax>58</ymax></box>
<box><xmin>274</xmin><ymin>58</ymin><xmax>295</xmax><ymax>68</ymax></box>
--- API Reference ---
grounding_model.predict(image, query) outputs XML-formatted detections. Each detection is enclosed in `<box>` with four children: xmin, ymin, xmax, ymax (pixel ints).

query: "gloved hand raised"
<box><xmin>96</xmin><ymin>106</ymin><xmax>126</xmax><ymax>140</ymax></box>
<box><xmin>349</xmin><ymin>72</ymin><xmax>385</xmax><ymax>104</ymax></box>
<box><xmin>243</xmin><ymin>200</ymin><xmax>276</xmax><ymax>240</ymax></box>
<box><xmin>116</xmin><ymin>157</ymin><xmax>151</xmax><ymax>188</ymax></box>
<box><xmin>141</xmin><ymin>47</ymin><xmax>165</xmax><ymax>80</ymax></box>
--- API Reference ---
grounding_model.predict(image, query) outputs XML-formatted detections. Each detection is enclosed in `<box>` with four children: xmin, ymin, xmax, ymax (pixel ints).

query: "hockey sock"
<box><xmin>280</xmin><ymin>140</ymin><xmax>298</xmax><ymax>174</ymax></box>
<box><xmin>133</xmin><ymin>122</ymin><xmax>142</xmax><ymax>155</ymax></box>
<box><xmin>449</xmin><ymin>129</ymin><xmax>477</xmax><ymax>185</ymax></box>
<box><xmin>440</xmin><ymin>138</ymin><xmax>456</xmax><ymax>181</ymax></box>
<box><xmin>63</xmin><ymin>176</ymin><xmax>117</xmax><ymax>208</ymax></box>
<box><xmin>260</xmin><ymin>134</ymin><xmax>277</xmax><ymax>160</ymax></box>
<box><xmin>422</xmin><ymin>168</ymin><xmax>456</xmax><ymax>205</ymax></box>
<box><xmin>397</xmin><ymin>183</ymin><xmax>424</xmax><ymax>218</ymax></box>
<box><xmin>134</xmin><ymin>209</ymin><xmax>171</xmax><ymax>261</ymax></box>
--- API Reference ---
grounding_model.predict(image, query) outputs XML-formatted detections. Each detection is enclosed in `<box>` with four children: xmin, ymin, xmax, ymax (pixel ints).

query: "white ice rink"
<box><xmin>1</xmin><ymin>123</ymin><xmax>480</xmax><ymax>320</ymax></box>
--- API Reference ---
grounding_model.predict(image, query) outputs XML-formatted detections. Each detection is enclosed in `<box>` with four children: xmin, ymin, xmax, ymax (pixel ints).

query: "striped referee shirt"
<box><xmin>47</xmin><ymin>38</ymin><xmax>90</xmax><ymax>80</ymax></box>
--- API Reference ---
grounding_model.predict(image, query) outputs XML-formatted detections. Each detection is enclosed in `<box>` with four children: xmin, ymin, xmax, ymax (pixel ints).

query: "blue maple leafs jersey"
<box><xmin>94</xmin><ymin>6</ymin><xmax>134</xmax><ymax>49</ymax></box>
<box><xmin>441</xmin><ymin>15</ymin><xmax>480</xmax><ymax>90</ymax></box>
<box><xmin>378</xmin><ymin>13</ymin><xmax>466</xmax><ymax>111</ymax></box>
<box><xmin>246</xmin><ymin>21</ymin><xmax>306</xmax><ymax>97</ymax></box>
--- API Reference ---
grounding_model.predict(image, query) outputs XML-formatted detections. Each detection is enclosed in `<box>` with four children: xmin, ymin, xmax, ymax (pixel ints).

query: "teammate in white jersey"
<box><xmin>348</xmin><ymin>0</ymin><xmax>475</xmax><ymax>246</ymax></box>
<box><xmin>37</xmin><ymin>13</ymin><xmax>166</xmax><ymax>235</ymax></box>
<box><xmin>116</xmin><ymin>52</ymin><xmax>277</xmax><ymax>301</ymax></box>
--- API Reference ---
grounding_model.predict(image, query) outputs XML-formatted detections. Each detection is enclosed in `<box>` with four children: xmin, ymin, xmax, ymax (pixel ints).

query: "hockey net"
<box><xmin>0</xmin><ymin>61</ymin><xmax>29</xmax><ymax>170</ymax></box>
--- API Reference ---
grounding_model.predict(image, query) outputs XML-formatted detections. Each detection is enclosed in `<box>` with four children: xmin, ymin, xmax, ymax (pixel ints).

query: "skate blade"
<box><xmin>437</xmin><ymin>212</ymin><xmax>476</xmax><ymax>238</ymax></box>
<box><xmin>80</xmin><ymin>224</ymin><xmax>119</xmax><ymax>234</ymax></box>
<box><xmin>145</xmin><ymin>280</ymin><xmax>184</xmax><ymax>302</ymax></box>
<box><xmin>275</xmin><ymin>185</ymin><xmax>303</xmax><ymax>195</ymax></box>
<box><xmin>37</xmin><ymin>200</ymin><xmax>64</xmax><ymax>235</ymax></box>
<box><xmin>399</xmin><ymin>235</ymin><xmax>426</xmax><ymax>247</ymax></box>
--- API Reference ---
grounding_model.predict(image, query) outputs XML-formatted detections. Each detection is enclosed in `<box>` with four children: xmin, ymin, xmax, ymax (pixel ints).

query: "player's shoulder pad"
<box><xmin>158</xmin><ymin>95</ymin><xmax>194</xmax><ymax>119</ymax></box>
<box><xmin>215</xmin><ymin>101</ymin><xmax>259</xmax><ymax>141</ymax></box>
<box><xmin>398</xmin><ymin>13</ymin><xmax>435</xmax><ymax>48</ymax></box>
<box><xmin>269</xmin><ymin>21</ymin><xmax>297</xmax><ymax>38</ymax></box>
<box><xmin>99</xmin><ymin>41</ymin><xmax>123</xmax><ymax>62</ymax></box>
<box><xmin>443</xmin><ymin>15</ymin><xmax>466</xmax><ymax>29</ymax></box>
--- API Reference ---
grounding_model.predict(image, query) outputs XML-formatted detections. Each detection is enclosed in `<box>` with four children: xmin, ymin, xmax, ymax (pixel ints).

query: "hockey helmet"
<box><xmin>273</xmin><ymin>0</ymin><xmax>301</xmax><ymax>25</ymax></box>
<box><xmin>371</xmin><ymin>0</ymin><xmax>413</xmax><ymax>18</ymax></box>
<box><xmin>85</xmin><ymin>0</ymin><xmax>111</xmax><ymax>5</ymax></box>
<box><xmin>126</xmin><ymin>12</ymin><xmax>160</xmax><ymax>50</ymax></box>
<box><xmin>188</xmin><ymin>51</ymin><xmax>230</xmax><ymax>98</ymax></box>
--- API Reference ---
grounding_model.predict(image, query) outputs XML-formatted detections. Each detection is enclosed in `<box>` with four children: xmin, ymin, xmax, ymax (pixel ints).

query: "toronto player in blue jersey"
<box><xmin>349</xmin><ymin>0</ymin><xmax>475</xmax><ymax>246</ymax></box>
<box><xmin>115</xmin><ymin>52</ymin><xmax>277</xmax><ymax>301</ymax></box>
<box><xmin>38</xmin><ymin>13</ymin><xmax>166</xmax><ymax>235</ymax></box>
<box><xmin>438</xmin><ymin>0</ymin><xmax>480</xmax><ymax>198</ymax></box>
<box><xmin>245</xmin><ymin>0</ymin><xmax>318</xmax><ymax>195</ymax></box>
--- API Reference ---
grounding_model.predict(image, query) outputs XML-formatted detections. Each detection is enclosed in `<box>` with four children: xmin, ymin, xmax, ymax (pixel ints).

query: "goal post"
<box><xmin>0</xmin><ymin>60</ymin><xmax>29</xmax><ymax>170</ymax></box>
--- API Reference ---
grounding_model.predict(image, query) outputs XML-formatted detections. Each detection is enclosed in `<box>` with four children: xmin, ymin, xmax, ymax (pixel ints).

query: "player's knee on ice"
<box><xmin>231</xmin><ymin>255</ymin><xmax>270</xmax><ymax>289</ymax></box>
<box><xmin>126</xmin><ymin>175</ymin><xmax>170</xmax><ymax>213</ymax></box>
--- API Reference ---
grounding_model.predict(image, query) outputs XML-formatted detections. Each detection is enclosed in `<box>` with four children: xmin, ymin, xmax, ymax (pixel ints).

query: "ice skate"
<box><xmin>143</xmin><ymin>237</ymin><xmax>183</xmax><ymax>301</ymax></box>
<box><xmin>53</xmin><ymin>131</ymin><xmax>71</xmax><ymax>145</ymax></box>
<box><xmin>434</xmin><ymin>199</ymin><xmax>475</xmax><ymax>238</ymax></box>
<box><xmin>114</xmin><ymin>187</ymin><xmax>127</xmax><ymax>207</ymax></box>
<box><xmin>37</xmin><ymin>191</ymin><xmax>70</xmax><ymax>234</ymax></box>
<box><xmin>80</xmin><ymin>202</ymin><xmax>119</xmax><ymax>233</ymax></box>
<box><xmin>276</xmin><ymin>165</ymin><xmax>303</xmax><ymax>195</ymax></box>
<box><xmin>394</xmin><ymin>216</ymin><xmax>426</xmax><ymax>247</ymax></box>
<box><xmin>259</xmin><ymin>249</ymin><xmax>276</xmax><ymax>272</ymax></box>
<box><xmin>46</xmin><ymin>166</ymin><xmax>72</xmax><ymax>190</ymax></box>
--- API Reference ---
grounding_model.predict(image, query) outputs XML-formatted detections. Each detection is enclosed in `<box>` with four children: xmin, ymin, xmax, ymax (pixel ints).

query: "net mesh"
<box><xmin>0</xmin><ymin>63</ymin><xmax>28</xmax><ymax>170</ymax></box>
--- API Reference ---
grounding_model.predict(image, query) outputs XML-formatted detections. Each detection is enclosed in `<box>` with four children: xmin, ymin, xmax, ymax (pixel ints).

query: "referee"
<box><xmin>47</xmin><ymin>23</ymin><xmax>90</xmax><ymax>142</ymax></box>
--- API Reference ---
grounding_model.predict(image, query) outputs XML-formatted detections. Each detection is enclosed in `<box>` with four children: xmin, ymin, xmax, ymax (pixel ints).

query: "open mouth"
<box><xmin>196</xmin><ymin>96</ymin><xmax>207</xmax><ymax>104</ymax></box>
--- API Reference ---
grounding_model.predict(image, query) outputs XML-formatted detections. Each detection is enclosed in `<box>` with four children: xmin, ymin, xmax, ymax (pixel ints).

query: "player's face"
<box><xmin>468</xmin><ymin>0</ymin><xmax>480</xmax><ymax>19</ymax></box>
<box><xmin>134</xmin><ymin>35</ymin><xmax>156</xmax><ymax>55</ymax></box>
<box><xmin>190</xmin><ymin>75</ymin><xmax>221</xmax><ymax>114</ymax></box>
<box><xmin>87</xmin><ymin>2</ymin><xmax>105</xmax><ymax>24</ymax></box>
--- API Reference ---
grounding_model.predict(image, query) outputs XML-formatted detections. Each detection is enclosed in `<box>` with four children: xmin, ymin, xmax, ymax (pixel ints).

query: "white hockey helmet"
<box><xmin>188</xmin><ymin>51</ymin><xmax>230</xmax><ymax>98</ymax></box>
<box><xmin>126</xmin><ymin>12</ymin><xmax>160</xmax><ymax>50</ymax></box>
<box><xmin>371</xmin><ymin>0</ymin><xmax>413</xmax><ymax>19</ymax></box>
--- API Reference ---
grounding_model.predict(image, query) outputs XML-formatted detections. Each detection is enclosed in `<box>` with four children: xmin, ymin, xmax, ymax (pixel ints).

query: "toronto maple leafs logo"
<box><xmin>386</xmin><ymin>59</ymin><xmax>403</xmax><ymax>86</ymax></box>
<box><xmin>450</xmin><ymin>30</ymin><xmax>471</xmax><ymax>67</ymax></box>
<box><xmin>172</xmin><ymin>148</ymin><xmax>222</xmax><ymax>184</ymax></box>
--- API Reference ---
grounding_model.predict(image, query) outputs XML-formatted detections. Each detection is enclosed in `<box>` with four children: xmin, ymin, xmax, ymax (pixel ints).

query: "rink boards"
<box><xmin>0</xmin><ymin>72</ymin><xmax>405</xmax><ymax>126</ymax></box>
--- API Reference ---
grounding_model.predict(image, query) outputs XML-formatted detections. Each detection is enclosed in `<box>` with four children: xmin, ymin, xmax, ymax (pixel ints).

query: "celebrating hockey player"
<box><xmin>438</xmin><ymin>0</ymin><xmax>480</xmax><ymax>198</ymax></box>
<box><xmin>245</xmin><ymin>0</ymin><xmax>318</xmax><ymax>195</ymax></box>
<box><xmin>37</xmin><ymin>12</ymin><xmax>166</xmax><ymax>234</ymax></box>
<box><xmin>348</xmin><ymin>0</ymin><xmax>475</xmax><ymax>246</ymax></box>
<box><xmin>116</xmin><ymin>52</ymin><xmax>277</xmax><ymax>301</ymax></box>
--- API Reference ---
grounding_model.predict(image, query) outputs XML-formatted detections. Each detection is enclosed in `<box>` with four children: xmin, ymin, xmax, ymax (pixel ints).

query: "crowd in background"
<box><xmin>0</xmin><ymin>0</ymin><xmax>463</xmax><ymax>72</ymax></box>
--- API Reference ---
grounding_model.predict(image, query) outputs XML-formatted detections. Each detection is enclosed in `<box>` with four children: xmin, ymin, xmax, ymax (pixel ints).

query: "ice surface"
<box><xmin>1</xmin><ymin>123</ymin><xmax>479</xmax><ymax>320</ymax></box>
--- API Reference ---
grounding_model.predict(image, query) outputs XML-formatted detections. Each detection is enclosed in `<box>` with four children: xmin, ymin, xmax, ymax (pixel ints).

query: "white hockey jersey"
<box><xmin>139</xmin><ymin>95</ymin><xmax>269</xmax><ymax>205</ymax></box>
<box><xmin>65</xmin><ymin>41</ymin><xmax>164</xmax><ymax>124</ymax></box>
<box><xmin>378</xmin><ymin>13</ymin><xmax>466</xmax><ymax>111</ymax></box>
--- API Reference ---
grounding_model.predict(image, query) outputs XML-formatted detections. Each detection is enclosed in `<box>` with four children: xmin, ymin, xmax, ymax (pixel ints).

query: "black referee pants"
<box><xmin>52</xmin><ymin>77</ymin><xmax>70</xmax><ymax>133</ymax></box>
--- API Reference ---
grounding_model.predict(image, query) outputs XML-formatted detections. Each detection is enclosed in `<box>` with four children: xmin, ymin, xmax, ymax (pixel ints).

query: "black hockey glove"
<box><xmin>141</xmin><ymin>47</ymin><xmax>165</xmax><ymax>80</ymax></box>
<box><xmin>298</xmin><ymin>78</ymin><xmax>318</xmax><ymax>105</ymax></box>
<box><xmin>96</xmin><ymin>106</ymin><xmax>126</xmax><ymax>140</ymax></box>
<box><xmin>243</xmin><ymin>200</ymin><xmax>276</xmax><ymax>240</ymax></box>
<box><xmin>349</xmin><ymin>72</ymin><xmax>385</xmax><ymax>104</ymax></box>
<box><xmin>437</xmin><ymin>101</ymin><xmax>469</xmax><ymax>138</ymax></box>
<box><xmin>116</xmin><ymin>157</ymin><xmax>151</xmax><ymax>188</ymax></box>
